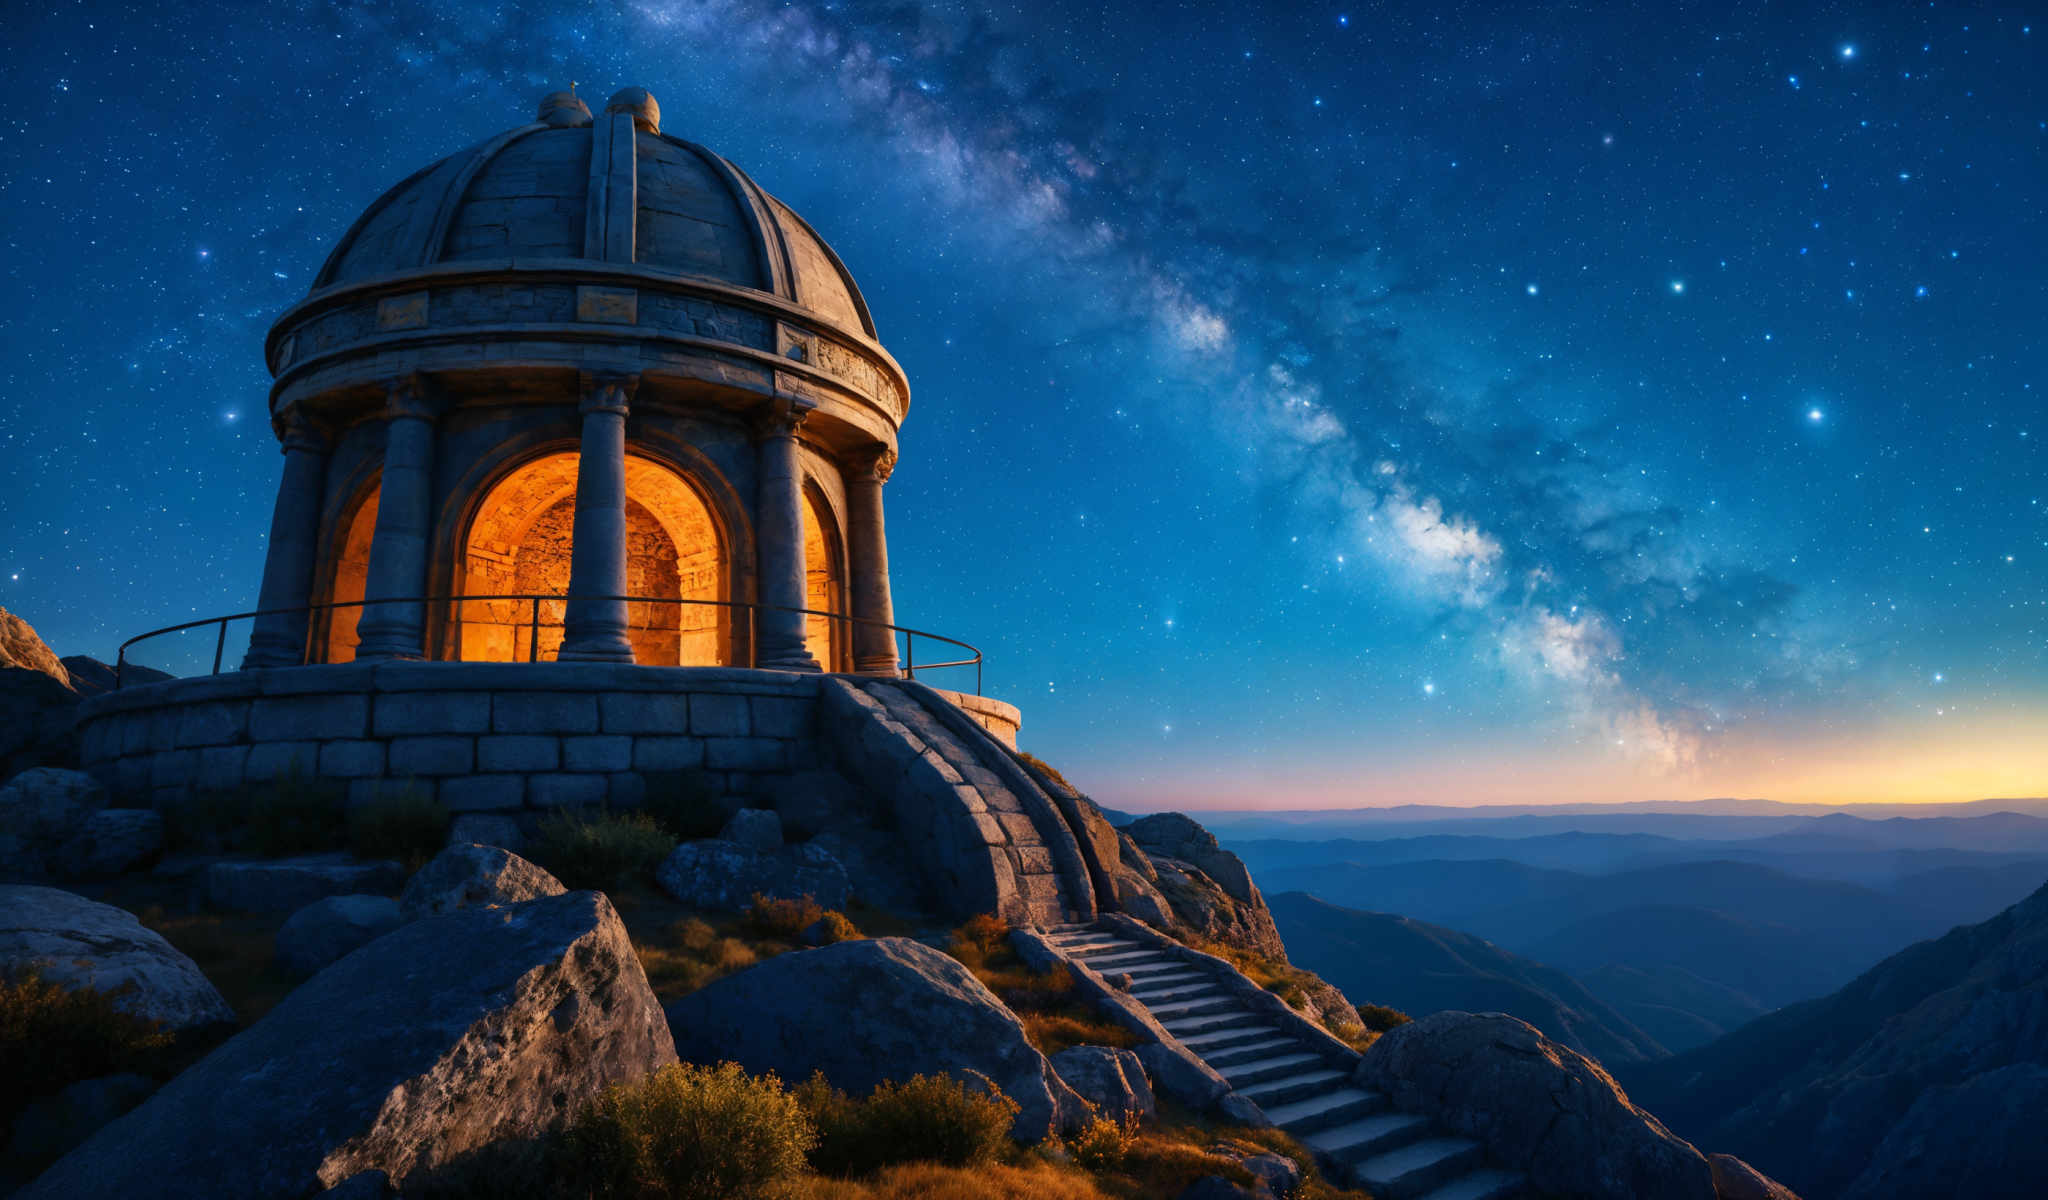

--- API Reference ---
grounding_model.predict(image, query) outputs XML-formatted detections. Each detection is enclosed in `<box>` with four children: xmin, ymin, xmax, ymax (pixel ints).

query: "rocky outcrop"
<box><xmin>49</xmin><ymin>809</ymin><xmax>163</xmax><ymax>879</ymax></box>
<box><xmin>1050</xmin><ymin>1045</ymin><xmax>1155</xmax><ymax>1124</ymax></box>
<box><xmin>1</xmin><ymin>767</ymin><xmax>105</xmax><ymax>878</ymax></box>
<box><xmin>1118</xmin><ymin>812</ymin><xmax>1287</xmax><ymax>962</ymax></box>
<box><xmin>275</xmin><ymin>895</ymin><xmax>404</xmax><ymax>978</ymax></box>
<box><xmin>4</xmin><ymin>1073</ymin><xmax>157</xmax><ymax>1182</ymax></box>
<box><xmin>22</xmin><ymin>891</ymin><xmax>676</xmax><ymax>1198</ymax></box>
<box><xmin>665</xmin><ymin>936</ymin><xmax>1086</xmax><ymax>1141</ymax></box>
<box><xmin>1355</xmin><ymin>1010</ymin><xmax>1714</xmax><ymax>1200</ymax></box>
<box><xmin>204</xmin><ymin>854</ymin><xmax>406</xmax><ymax>913</ymax></box>
<box><xmin>655</xmin><ymin>837</ymin><xmax>850</xmax><ymax>911</ymax></box>
<box><xmin>0</xmin><ymin>610</ymin><xmax>83</xmax><ymax>779</ymax></box>
<box><xmin>1624</xmin><ymin>876</ymin><xmax>2048</xmax><ymax>1199</ymax></box>
<box><xmin>1711</xmin><ymin>1153</ymin><xmax>1803</xmax><ymax>1200</ymax></box>
<box><xmin>0</xmin><ymin>885</ymin><xmax>234</xmax><ymax>1033</ymax></box>
<box><xmin>398</xmin><ymin>843</ymin><xmax>564</xmax><ymax>920</ymax></box>
<box><xmin>719</xmin><ymin>807</ymin><xmax>784</xmax><ymax>851</ymax></box>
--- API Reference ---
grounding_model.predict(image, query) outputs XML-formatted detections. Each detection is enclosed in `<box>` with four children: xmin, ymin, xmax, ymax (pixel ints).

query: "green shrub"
<box><xmin>565</xmin><ymin>1061</ymin><xmax>816</xmax><ymax>1200</ymax></box>
<box><xmin>811</xmin><ymin>910</ymin><xmax>862</xmax><ymax>945</ymax></box>
<box><xmin>346</xmin><ymin>786</ymin><xmax>448</xmax><ymax>865</ymax></box>
<box><xmin>531</xmin><ymin>809</ymin><xmax>677</xmax><ymax>890</ymax></box>
<box><xmin>0</xmin><ymin>970</ymin><xmax>173</xmax><ymax>1126</ymax></box>
<box><xmin>1358</xmin><ymin>1003</ymin><xmax>1412</xmax><ymax>1032</ymax></box>
<box><xmin>1068</xmin><ymin>1113</ymin><xmax>1139</xmax><ymax>1173</ymax></box>
<box><xmin>797</xmin><ymin>1071</ymin><xmax>1018</xmax><ymax>1178</ymax></box>
<box><xmin>640</xmin><ymin>769</ymin><xmax>729</xmax><ymax>840</ymax></box>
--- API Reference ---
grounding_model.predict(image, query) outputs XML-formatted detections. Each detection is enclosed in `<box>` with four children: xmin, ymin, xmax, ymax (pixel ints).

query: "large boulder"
<box><xmin>0</xmin><ymin>609</ymin><xmax>69</xmax><ymax>681</ymax></box>
<box><xmin>48</xmin><ymin>808</ymin><xmax>164</xmax><ymax>879</ymax></box>
<box><xmin>1121</xmin><ymin>813</ymin><xmax>1287</xmax><ymax>961</ymax></box>
<box><xmin>204</xmin><ymin>853</ymin><xmax>406</xmax><ymax>913</ymax></box>
<box><xmin>0</xmin><ymin>610</ymin><xmax>83</xmax><ymax>779</ymax></box>
<box><xmin>656</xmin><ymin>837</ymin><xmax>850</xmax><ymax>912</ymax></box>
<box><xmin>0</xmin><ymin>885</ymin><xmax>233</xmax><ymax>1033</ymax></box>
<box><xmin>1355</xmin><ymin>1011</ymin><xmax>1714</xmax><ymax>1200</ymax></box>
<box><xmin>398</xmin><ymin>843</ymin><xmax>564</xmax><ymax>920</ymax></box>
<box><xmin>719</xmin><ymin>807</ymin><xmax>784</xmax><ymax>851</ymax></box>
<box><xmin>0</xmin><ymin>767</ymin><xmax>105</xmax><ymax>877</ymax></box>
<box><xmin>1050</xmin><ymin>1045</ymin><xmax>1155</xmax><ymax>1124</ymax></box>
<box><xmin>4</xmin><ymin>1073</ymin><xmax>157</xmax><ymax>1176</ymax></box>
<box><xmin>766</xmin><ymin>769</ymin><xmax>858</xmax><ymax>840</ymax></box>
<box><xmin>665</xmin><ymin>936</ymin><xmax>1085</xmax><ymax>1141</ymax></box>
<box><xmin>22</xmin><ymin>891</ymin><xmax>676</xmax><ymax>1198</ymax></box>
<box><xmin>275</xmin><ymin>895</ymin><xmax>405</xmax><ymax>979</ymax></box>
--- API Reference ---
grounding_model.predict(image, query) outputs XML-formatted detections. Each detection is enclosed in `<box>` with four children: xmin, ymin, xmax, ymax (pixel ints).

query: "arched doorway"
<box><xmin>801</xmin><ymin>483</ymin><xmax>846</xmax><ymax>671</ymax></box>
<box><xmin>320</xmin><ymin>480</ymin><xmax>380</xmax><ymax>664</ymax></box>
<box><xmin>456</xmin><ymin>451</ymin><xmax>728</xmax><ymax>664</ymax></box>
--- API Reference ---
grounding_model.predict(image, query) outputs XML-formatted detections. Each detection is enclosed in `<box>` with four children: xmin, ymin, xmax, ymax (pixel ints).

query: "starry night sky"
<box><xmin>4</xmin><ymin>1</ymin><xmax>2043</xmax><ymax>809</ymax></box>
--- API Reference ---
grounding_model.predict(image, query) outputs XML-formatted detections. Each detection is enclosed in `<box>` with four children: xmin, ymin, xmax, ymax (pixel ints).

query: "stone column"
<box><xmin>354</xmin><ymin>377</ymin><xmax>438</xmax><ymax>660</ymax></box>
<box><xmin>846</xmin><ymin>446</ymin><xmax>900</xmax><ymax>676</ymax></box>
<box><xmin>559</xmin><ymin>375</ymin><xmax>637</xmax><ymax>663</ymax></box>
<box><xmin>753</xmin><ymin>400</ymin><xmax>821</xmax><ymax>671</ymax></box>
<box><xmin>240</xmin><ymin>408</ymin><xmax>331</xmax><ymax>669</ymax></box>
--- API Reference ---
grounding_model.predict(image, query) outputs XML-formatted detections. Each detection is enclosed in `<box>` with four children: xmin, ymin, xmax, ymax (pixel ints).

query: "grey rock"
<box><xmin>0</xmin><ymin>767</ymin><xmax>106</xmax><ymax>876</ymax></box>
<box><xmin>50</xmin><ymin>808</ymin><xmax>164</xmax><ymax>879</ymax></box>
<box><xmin>1119</xmin><ymin>813</ymin><xmax>1287</xmax><ymax>962</ymax></box>
<box><xmin>1711</xmin><ymin>1153</ymin><xmax>1803</xmax><ymax>1200</ymax></box>
<box><xmin>204</xmin><ymin>853</ymin><xmax>406</xmax><ymax>913</ymax></box>
<box><xmin>0</xmin><ymin>885</ymin><xmax>233</xmax><ymax>1032</ymax></box>
<box><xmin>398</xmin><ymin>843</ymin><xmax>564</xmax><ymax>921</ymax></box>
<box><xmin>1050</xmin><ymin>1045</ymin><xmax>1155</xmax><ymax>1124</ymax></box>
<box><xmin>21</xmin><ymin>891</ymin><xmax>676</xmax><ymax>1199</ymax></box>
<box><xmin>1137</xmin><ymin>1040</ymin><xmax>1231</xmax><ymax>1109</ymax></box>
<box><xmin>1355</xmin><ymin>1010</ymin><xmax>1713</xmax><ymax>1200</ymax></box>
<box><xmin>275</xmin><ymin>895</ymin><xmax>404</xmax><ymax>979</ymax></box>
<box><xmin>446</xmin><ymin>813</ymin><xmax>524</xmax><ymax>852</ymax></box>
<box><xmin>655</xmin><ymin>837</ymin><xmax>849</xmax><ymax>912</ymax></box>
<box><xmin>1207</xmin><ymin>1142</ymin><xmax>1300</xmax><ymax>1200</ymax></box>
<box><xmin>719</xmin><ymin>806</ymin><xmax>784</xmax><ymax>851</ymax></box>
<box><xmin>665</xmin><ymin>936</ymin><xmax>1085</xmax><ymax>1141</ymax></box>
<box><xmin>1126</xmin><ymin>812</ymin><xmax>1256</xmax><ymax>904</ymax></box>
<box><xmin>4</xmin><ymin>1073</ymin><xmax>157</xmax><ymax>1170</ymax></box>
<box><xmin>807</xmin><ymin>828</ymin><xmax>925</xmax><ymax>914</ymax></box>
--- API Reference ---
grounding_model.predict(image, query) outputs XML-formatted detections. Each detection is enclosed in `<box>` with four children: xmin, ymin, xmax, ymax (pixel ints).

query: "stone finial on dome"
<box><xmin>538</xmin><ymin>90</ymin><xmax>593</xmax><ymax>128</ymax></box>
<box><xmin>605</xmin><ymin>86</ymin><xmax>660</xmax><ymax>134</ymax></box>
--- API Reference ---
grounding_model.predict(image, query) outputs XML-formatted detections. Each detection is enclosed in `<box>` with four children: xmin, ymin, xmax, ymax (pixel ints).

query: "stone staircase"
<box><xmin>1043</xmin><ymin>922</ymin><xmax>1528</xmax><ymax>1200</ymax></box>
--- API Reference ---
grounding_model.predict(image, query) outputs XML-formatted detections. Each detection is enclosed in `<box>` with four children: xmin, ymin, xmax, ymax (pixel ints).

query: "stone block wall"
<box><xmin>77</xmin><ymin>663</ymin><xmax>823</xmax><ymax>815</ymax></box>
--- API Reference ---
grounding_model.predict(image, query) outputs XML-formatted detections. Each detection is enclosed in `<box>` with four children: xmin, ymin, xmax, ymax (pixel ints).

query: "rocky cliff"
<box><xmin>1624</xmin><ymin>874</ymin><xmax>2048</xmax><ymax>1198</ymax></box>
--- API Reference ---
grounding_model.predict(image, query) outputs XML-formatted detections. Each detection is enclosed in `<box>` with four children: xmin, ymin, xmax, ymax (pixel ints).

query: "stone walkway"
<box><xmin>1043</xmin><ymin>922</ymin><xmax>1528</xmax><ymax>1200</ymax></box>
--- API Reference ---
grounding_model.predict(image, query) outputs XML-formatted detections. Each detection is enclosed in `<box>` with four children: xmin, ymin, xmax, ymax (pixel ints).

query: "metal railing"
<box><xmin>114</xmin><ymin>593</ymin><xmax>982</xmax><ymax>694</ymax></box>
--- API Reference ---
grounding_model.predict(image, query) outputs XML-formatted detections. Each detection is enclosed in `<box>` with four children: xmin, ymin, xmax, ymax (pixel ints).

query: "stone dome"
<box><xmin>311</xmin><ymin>86</ymin><xmax>875</xmax><ymax>339</ymax></box>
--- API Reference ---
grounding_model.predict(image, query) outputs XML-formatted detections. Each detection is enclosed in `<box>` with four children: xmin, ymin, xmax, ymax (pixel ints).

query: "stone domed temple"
<box><xmin>247</xmin><ymin>86</ymin><xmax>905</xmax><ymax>676</ymax></box>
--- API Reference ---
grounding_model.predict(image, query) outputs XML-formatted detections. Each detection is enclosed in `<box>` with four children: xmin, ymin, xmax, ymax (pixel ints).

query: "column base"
<box><xmin>854</xmin><ymin>656</ymin><xmax>901</xmax><ymax>677</ymax></box>
<box><xmin>758</xmin><ymin>654</ymin><xmax>823</xmax><ymax>673</ymax></box>
<box><xmin>352</xmin><ymin>648</ymin><xmax>426</xmax><ymax>662</ymax></box>
<box><xmin>558</xmin><ymin>643</ymin><xmax>637</xmax><ymax>664</ymax></box>
<box><xmin>239</xmin><ymin>639</ymin><xmax>307</xmax><ymax>671</ymax></box>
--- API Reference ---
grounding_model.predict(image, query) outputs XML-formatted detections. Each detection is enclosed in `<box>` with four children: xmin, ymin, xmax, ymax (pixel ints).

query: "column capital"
<box><xmin>849</xmin><ymin>445</ymin><xmax>898</xmax><ymax>484</ymax></box>
<box><xmin>750</xmin><ymin>396</ymin><xmax>814</xmax><ymax>441</ymax></box>
<box><xmin>382</xmin><ymin>374</ymin><xmax>442</xmax><ymax>422</ymax></box>
<box><xmin>277</xmin><ymin>406</ymin><xmax>330</xmax><ymax>456</ymax></box>
<box><xmin>578</xmin><ymin>371</ymin><xmax>638</xmax><ymax>416</ymax></box>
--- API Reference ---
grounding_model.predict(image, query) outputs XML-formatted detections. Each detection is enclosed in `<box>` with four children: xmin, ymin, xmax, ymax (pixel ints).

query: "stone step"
<box><xmin>1140</xmin><ymin>993</ymin><xmax>1235</xmax><ymax>1021</ymax></box>
<box><xmin>1060</xmin><ymin>939</ymin><xmax>1143</xmax><ymax>956</ymax></box>
<box><xmin>1176</xmin><ymin>1024</ymin><xmax>1284</xmax><ymax>1053</ymax></box>
<box><xmin>1236</xmin><ymin>1068</ymin><xmax>1354</xmax><ymax>1108</ymax></box>
<box><xmin>1126</xmin><ymin>969</ymin><xmax>1211</xmax><ymax>994</ymax></box>
<box><xmin>1081</xmin><ymin>950</ymin><xmax>1180</xmax><ymax>971</ymax></box>
<box><xmin>1202</xmin><ymin>1035</ymin><xmax>1305</xmax><ymax>1068</ymax></box>
<box><xmin>1304</xmin><ymin>1111</ymin><xmax>1433</xmax><ymax>1164</ymax></box>
<box><xmin>1129</xmin><ymin>982</ymin><xmax>1217</xmax><ymax>1007</ymax></box>
<box><xmin>1159</xmin><ymin>1008</ymin><xmax>1261</xmax><ymax>1038</ymax></box>
<box><xmin>1356</xmin><ymin>1137</ymin><xmax>1486</xmax><ymax>1200</ymax></box>
<box><xmin>1416</xmin><ymin>1168</ymin><xmax>1528</xmax><ymax>1200</ymax></box>
<box><xmin>1219</xmin><ymin>1051</ymin><xmax>1330</xmax><ymax>1087</ymax></box>
<box><xmin>1261</xmin><ymin>1086</ymin><xmax>1385</xmax><ymax>1135</ymax></box>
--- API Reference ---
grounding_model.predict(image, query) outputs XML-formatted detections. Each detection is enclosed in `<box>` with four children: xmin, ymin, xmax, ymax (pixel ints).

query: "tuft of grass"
<box><xmin>1021</xmin><ymin>1013</ymin><xmax>1139</xmax><ymax>1056</ymax></box>
<box><xmin>345</xmin><ymin>785</ymin><xmax>448</xmax><ymax>866</ymax></box>
<box><xmin>530</xmin><ymin>809</ymin><xmax>677</xmax><ymax>891</ymax></box>
<box><xmin>940</xmin><ymin>916</ymin><xmax>1135</xmax><ymax>1055</ymax></box>
<box><xmin>640</xmin><ymin>769</ymin><xmax>730</xmax><ymax>840</ymax></box>
<box><xmin>0</xmin><ymin>970</ymin><xmax>174</xmax><ymax>1127</ymax></box>
<box><xmin>809</xmin><ymin>910</ymin><xmax>862</xmax><ymax>945</ymax></box>
<box><xmin>802</xmin><ymin>1160</ymin><xmax>1108</xmax><ymax>1200</ymax></box>
<box><xmin>797</xmin><ymin>1072</ymin><xmax>1019</xmax><ymax>1179</ymax></box>
<box><xmin>1359</xmin><ymin>1002</ymin><xmax>1412</xmax><ymax>1032</ymax></box>
<box><xmin>746</xmin><ymin>893</ymin><xmax>827</xmax><ymax>940</ymax></box>
<box><xmin>1068</xmin><ymin>1114</ymin><xmax>1140</xmax><ymax>1173</ymax></box>
<box><xmin>165</xmin><ymin>769</ymin><xmax>348</xmax><ymax>857</ymax></box>
<box><xmin>1015</xmin><ymin>751</ymin><xmax>1079</xmax><ymax>797</ymax></box>
<box><xmin>565</xmin><ymin>1061</ymin><xmax>818</xmax><ymax>1200</ymax></box>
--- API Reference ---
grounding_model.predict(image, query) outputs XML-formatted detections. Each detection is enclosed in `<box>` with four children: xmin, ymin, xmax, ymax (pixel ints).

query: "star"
<box><xmin>1840</xmin><ymin>44</ymin><xmax>1857</xmax><ymax>60</ymax></box>
<box><xmin>1526</xmin><ymin>283</ymin><xmax>1539</xmax><ymax>295</ymax></box>
<box><xmin>1807</xmin><ymin>408</ymin><xmax>1823</xmax><ymax>422</ymax></box>
<box><xmin>1670</xmin><ymin>280</ymin><xmax>1686</xmax><ymax>294</ymax></box>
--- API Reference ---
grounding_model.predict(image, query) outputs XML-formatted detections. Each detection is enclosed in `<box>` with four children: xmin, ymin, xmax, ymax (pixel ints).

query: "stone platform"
<box><xmin>75</xmin><ymin>663</ymin><xmax>1011</xmax><ymax>813</ymax></box>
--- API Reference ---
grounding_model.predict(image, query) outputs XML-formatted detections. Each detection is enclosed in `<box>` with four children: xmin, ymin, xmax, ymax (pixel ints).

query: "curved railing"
<box><xmin>114</xmin><ymin>593</ymin><xmax>982</xmax><ymax>694</ymax></box>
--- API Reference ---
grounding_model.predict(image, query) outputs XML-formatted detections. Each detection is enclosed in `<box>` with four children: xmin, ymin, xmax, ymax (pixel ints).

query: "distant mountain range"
<box><xmin>1267</xmin><ymin>891</ymin><xmax>1666</xmax><ymax>1064</ymax></box>
<box><xmin>1620</xmin><ymin>878</ymin><xmax>2048</xmax><ymax>1199</ymax></box>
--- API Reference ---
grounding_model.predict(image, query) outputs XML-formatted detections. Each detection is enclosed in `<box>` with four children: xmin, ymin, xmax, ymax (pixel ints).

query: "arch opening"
<box><xmin>801</xmin><ymin>483</ymin><xmax>846</xmax><ymax>671</ymax></box>
<box><xmin>321</xmin><ymin>482</ymin><xmax>381</xmax><ymax>664</ymax></box>
<box><xmin>456</xmin><ymin>450</ymin><xmax>728</xmax><ymax>664</ymax></box>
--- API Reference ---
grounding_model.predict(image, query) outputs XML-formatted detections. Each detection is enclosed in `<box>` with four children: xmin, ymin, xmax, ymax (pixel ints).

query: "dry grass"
<box><xmin>803</xmin><ymin>1161</ymin><xmax>1109</xmax><ymax>1200</ymax></box>
<box><xmin>612</xmin><ymin>886</ymin><xmax>866</xmax><ymax>1004</ymax></box>
<box><xmin>937</xmin><ymin>917</ymin><xmax>1137</xmax><ymax>1056</ymax></box>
